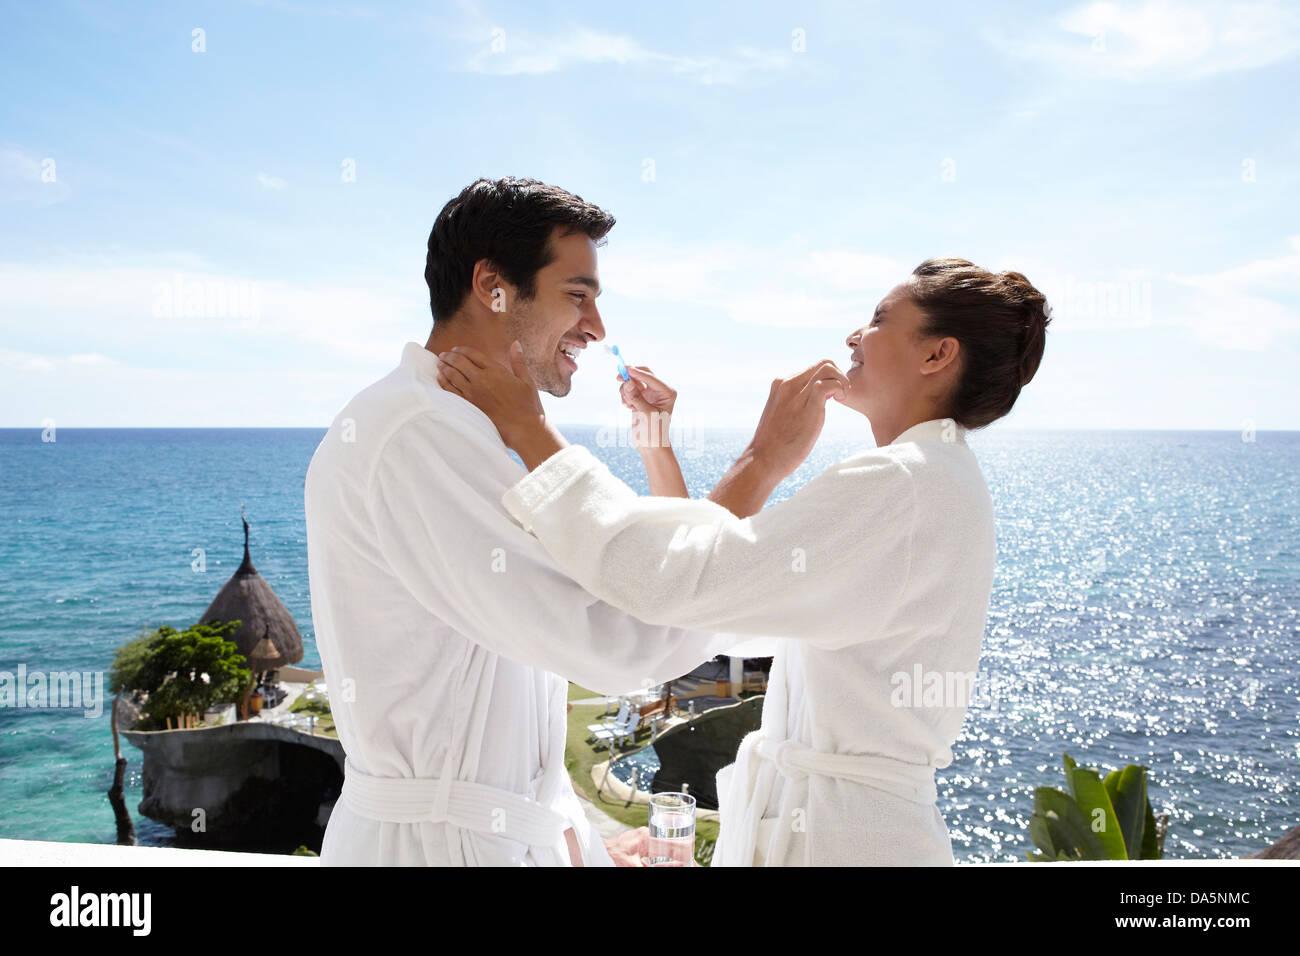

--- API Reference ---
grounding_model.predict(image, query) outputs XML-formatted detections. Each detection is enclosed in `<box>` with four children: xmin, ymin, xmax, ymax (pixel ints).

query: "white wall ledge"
<box><xmin>0</xmin><ymin>838</ymin><xmax>318</xmax><ymax>867</ymax></box>
<box><xmin>2</xmin><ymin>837</ymin><xmax>1295</xmax><ymax>867</ymax></box>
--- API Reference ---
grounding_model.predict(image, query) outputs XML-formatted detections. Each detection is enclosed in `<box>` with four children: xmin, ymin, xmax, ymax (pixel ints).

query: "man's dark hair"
<box><xmin>424</xmin><ymin>177</ymin><xmax>616</xmax><ymax>322</ymax></box>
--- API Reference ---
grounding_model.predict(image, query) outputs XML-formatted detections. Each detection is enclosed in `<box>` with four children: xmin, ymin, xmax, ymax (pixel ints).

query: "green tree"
<box><xmin>112</xmin><ymin>622</ymin><xmax>250</xmax><ymax>729</ymax></box>
<box><xmin>109</xmin><ymin>628</ymin><xmax>159</xmax><ymax>698</ymax></box>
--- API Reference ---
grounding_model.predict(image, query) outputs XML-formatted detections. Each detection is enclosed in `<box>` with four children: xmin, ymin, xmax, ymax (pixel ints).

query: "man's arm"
<box><xmin>705</xmin><ymin>443</ymin><xmax>783</xmax><ymax>518</ymax></box>
<box><xmin>503</xmin><ymin>443</ymin><xmax>917</xmax><ymax>651</ymax></box>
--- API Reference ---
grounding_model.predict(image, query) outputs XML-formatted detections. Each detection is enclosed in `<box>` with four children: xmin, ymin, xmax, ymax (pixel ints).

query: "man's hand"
<box><xmin>749</xmin><ymin>359</ymin><xmax>849</xmax><ymax>482</ymax></box>
<box><xmin>707</xmin><ymin>359</ymin><xmax>847</xmax><ymax>519</ymax></box>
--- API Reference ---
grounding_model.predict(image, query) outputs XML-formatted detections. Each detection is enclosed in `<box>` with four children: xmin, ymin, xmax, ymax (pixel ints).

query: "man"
<box><xmin>304</xmin><ymin>177</ymin><xmax>736</xmax><ymax>865</ymax></box>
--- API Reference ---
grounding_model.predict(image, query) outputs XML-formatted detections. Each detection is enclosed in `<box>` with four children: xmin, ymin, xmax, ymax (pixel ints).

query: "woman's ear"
<box><xmin>922</xmin><ymin>336</ymin><xmax>961</xmax><ymax>376</ymax></box>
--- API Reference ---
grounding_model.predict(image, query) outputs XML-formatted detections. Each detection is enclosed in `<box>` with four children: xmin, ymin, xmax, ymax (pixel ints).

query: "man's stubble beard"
<box><xmin>505</xmin><ymin>298</ymin><xmax>571</xmax><ymax>398</ymax></box>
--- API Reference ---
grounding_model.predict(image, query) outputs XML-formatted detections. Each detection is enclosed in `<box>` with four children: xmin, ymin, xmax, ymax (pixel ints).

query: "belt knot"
<box><xmin>757</xmin><ymin>738</ymin><xmax>810</xmax><ymax>782</ymax></box>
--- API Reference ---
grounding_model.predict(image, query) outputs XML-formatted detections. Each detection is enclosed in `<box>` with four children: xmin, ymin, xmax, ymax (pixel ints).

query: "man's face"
<box><xmin>504</xmin><ymin>228</ymin><xmax>605</xmax><ymax>397</ymax></box>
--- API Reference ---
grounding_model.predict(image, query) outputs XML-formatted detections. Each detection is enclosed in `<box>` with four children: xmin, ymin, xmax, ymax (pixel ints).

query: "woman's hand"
<box><xmin>619</xmin><ymin>365</ymin><xmax>676</xmax><ymax>453</ymax></box>
<box><xmin>748</xmin><ymin>359</ymin><xmax>849</xmax><ymax>482</ymax></box>
<box><xmin>604</xmin><ymin>827</ymin><xmax>649</xmax><ymax>867</ymax></box>
<box><xmin>436</xmin><ymin>342</ymin><xmax>569</xmax><ymax>469</ymax></box>
<box><xmin>435</xmin><ymin>342</ymin><xmax>541</xmax><ymax>442</ymax></box>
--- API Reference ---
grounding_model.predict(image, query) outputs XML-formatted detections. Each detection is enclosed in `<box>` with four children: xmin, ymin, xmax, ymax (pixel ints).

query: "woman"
<box><xmin>435</xmin><ymin>257</ymin><xmax>1050</xmax><ymax>866</ymax></box>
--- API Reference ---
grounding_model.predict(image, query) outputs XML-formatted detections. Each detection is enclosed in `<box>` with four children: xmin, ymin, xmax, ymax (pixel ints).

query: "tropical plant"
<box><xmin>1027</xmin><ymin>752</ymin><xmax>1166</xmax><ymax>861</ymax></box>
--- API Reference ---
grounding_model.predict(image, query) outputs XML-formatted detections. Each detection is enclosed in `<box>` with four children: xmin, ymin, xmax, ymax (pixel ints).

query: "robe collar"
<box><xmin>402</xmin><ymin>340</ymin><xmax>440</xmax><ymax>379</ymax></box>
<box><xmin>400</xmin><ymin>341</ymin><xmax>505</xmax><ymax>443</ymax></box>
<box><xmin>889</xmin><ymin>418</ymin><xmax>967</xmax><ymax>446</ymax></box>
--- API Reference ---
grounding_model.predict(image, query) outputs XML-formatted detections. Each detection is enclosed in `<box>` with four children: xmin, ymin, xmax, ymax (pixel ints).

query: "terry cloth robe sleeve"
<box><xmin>368</xmin><ymin>413</ymin><xmax>742</xmax><ymax>696</ymax></box>
<box><xmin>501</xmin><ymin>443</ymin><xmax>917</xmax><ymax>651</ymax></box>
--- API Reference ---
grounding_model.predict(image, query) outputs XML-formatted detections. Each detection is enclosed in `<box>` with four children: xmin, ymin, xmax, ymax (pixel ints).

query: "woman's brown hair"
<box><xmin>907</xmin><ymin>257</ymin><xmax>1051</xmax><ymax>430</ymax></box>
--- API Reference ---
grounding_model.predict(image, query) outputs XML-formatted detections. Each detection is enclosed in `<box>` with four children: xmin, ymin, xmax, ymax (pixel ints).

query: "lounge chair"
<box><xmin>586</xmin><ymin>699</ymin><xmax>631</xmax><ymax>741</ymax></box>
<box><xmin>591</xmin><ymin>708</ymin><xmax>640</xmax><ymax>751</ymax></box>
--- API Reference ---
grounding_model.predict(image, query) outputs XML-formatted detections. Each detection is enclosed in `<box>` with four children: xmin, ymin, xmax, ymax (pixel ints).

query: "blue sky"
<box><xmin>2</xmin><ymin>0</ymin><xmax>1297</xmax><ymax>432</ymax></box>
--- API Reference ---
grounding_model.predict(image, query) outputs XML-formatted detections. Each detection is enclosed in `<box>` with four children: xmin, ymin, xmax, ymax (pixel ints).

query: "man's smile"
<box><xmin>558</xmin><ymin>340</ymin><xmax>584</xmax><ymax>371</ymax></box>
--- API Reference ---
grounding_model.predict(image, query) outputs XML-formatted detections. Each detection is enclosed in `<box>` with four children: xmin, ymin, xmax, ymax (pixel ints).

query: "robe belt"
<box><xmin>340</xmin><ymin>758</ymin><xmax>570</xmax><ymax>848</ymax></box>
<box><xmin>716</xmin><ymin>733</ymin><xmax>939</xmax><ymax>866</ymax></box>
<box><xmin>753</xmin><ymin>737</ymin><xmax>939</xmax><ymax>805</ymax></box>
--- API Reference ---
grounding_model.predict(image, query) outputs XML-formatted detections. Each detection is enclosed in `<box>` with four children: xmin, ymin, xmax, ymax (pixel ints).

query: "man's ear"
<box><xmin>469</xmin><ymin>258</ymin><xmax>512</xmax><ymax>314</ymax></box>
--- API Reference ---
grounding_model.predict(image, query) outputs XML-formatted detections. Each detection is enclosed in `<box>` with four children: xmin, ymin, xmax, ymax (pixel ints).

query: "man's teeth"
<box><xmin>559</xmin><ymin>344</ymin><xmax>580</xmax><ymax>361</ymax></box>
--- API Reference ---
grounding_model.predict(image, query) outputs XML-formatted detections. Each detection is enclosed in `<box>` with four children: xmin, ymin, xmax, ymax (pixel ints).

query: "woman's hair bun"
<box><xmin>908</xmin><ymin>257</ymin><xmax>1051</xmax><ymax>428</ymax></box>
<box><xmin>999</xmin><ymin>270</ymin><xmax>1051</xmax><ymax>387</ymax></box>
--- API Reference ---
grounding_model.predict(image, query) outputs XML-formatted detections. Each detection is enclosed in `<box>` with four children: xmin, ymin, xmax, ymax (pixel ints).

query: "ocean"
<box><xmin>0</xmin><ymin>426</ymin><xmax>1296</xmax><ymax>861</ymax></box>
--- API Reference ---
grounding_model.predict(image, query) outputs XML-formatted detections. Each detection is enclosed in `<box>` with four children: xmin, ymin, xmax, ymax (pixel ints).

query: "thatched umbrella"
<box><xmin>249</xmin><ymin>631</ymin><xmax>284</xmax><ymax>674</ymax></box>
<box><xmin>199</xmin><ymin>508</ymin><xmax>304</xmax><ymax>675</ymax></box>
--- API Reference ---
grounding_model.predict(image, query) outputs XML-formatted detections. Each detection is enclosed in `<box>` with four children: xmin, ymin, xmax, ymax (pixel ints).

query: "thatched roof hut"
<box><xmin>199</xmin><ymin>510</ymin><xmax>303</xmax><ymax>672</ymax></box>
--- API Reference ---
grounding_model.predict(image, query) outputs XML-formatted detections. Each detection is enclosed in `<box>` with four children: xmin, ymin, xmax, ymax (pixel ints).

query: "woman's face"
<box><xmin>841</xmin><ymin>281</ymin><xmax>926</xmax><ymax>419</ymax></box>
<box><xmin>841</xmin><ymin>280</ymin><xmax>962</xmax><ymax>435</ymax></box>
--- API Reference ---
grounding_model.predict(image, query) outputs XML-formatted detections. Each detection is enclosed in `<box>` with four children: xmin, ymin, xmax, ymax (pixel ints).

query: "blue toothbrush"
<box><xmin>604</xmin><ymin>344</ymin><xmax>630</xmax><ymax>382</ymax></box>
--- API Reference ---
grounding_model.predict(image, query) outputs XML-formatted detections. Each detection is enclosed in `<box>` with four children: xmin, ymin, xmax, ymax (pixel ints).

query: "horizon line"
<box><xmin>1</xmin><ymin>425</ymin><xmax>1295</xmax><ymax>433</ymax></box>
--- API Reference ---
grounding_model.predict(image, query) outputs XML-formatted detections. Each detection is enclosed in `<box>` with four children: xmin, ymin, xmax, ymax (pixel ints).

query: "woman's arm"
<box><xmin>620</xmin><ymin>366</ymin><xmax>690</xmax><ymax>499</ymax></box>
<box><xmin>640</xmin><ymin>445</ymin><xmax>690</xmax><ymax>498</ymax></box>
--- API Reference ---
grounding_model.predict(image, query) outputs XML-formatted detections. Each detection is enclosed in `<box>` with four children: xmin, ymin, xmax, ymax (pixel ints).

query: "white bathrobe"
<box><xmin>501</xmin><ymin>418</ymin><xmax>997</xmax><ymax>866</ymax></box>
<box><xmin>304</xmin><ymin>343</ymin><xmax>738</xmax><ymax>866</ymax></box>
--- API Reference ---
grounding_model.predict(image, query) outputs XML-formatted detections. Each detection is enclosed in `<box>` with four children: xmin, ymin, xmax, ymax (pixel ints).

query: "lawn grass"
<box><xmin>566</xmin><ymin>683</ymin><xmax>719</xmax><ymax>865</ymax></box>
<box><xmin>287</xmin><ymin>690</ymin><xmax>337</xmax><ymax>736</ymax></box>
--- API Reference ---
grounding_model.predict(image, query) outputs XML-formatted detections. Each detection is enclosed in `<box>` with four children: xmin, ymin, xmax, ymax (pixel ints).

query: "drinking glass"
<box><xmin>646</xmin><ymin>792</ymin><xmax>695</xmax><ymax>866</ymax></box>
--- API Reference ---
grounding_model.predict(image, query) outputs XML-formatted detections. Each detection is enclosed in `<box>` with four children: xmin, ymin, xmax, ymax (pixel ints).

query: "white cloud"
<box><xmin>0</xmin><ymin>349</ymin><xmax>56</xmax><ymax>373</ymax></box>
<box><xmin>0</xmin><ymin>350</ymin><xmax>116</xmax><ymax>371</ymax></box>
<box><xmin>622</xmin><ymin>235</ymin><xmax>1300</xmax><ymax>352</ymax></box>
<box><xmin>986</xmin><ymin>0</ymin><xmax>1300</xmax><ymax>80</ymax></box>
<box><xmin>0</xmin><ymin>260</ymin><xmax>422</xmax><ymax>366</ymax></box>
<box><xmin>1001</xmin><ymin>238</ymin><xmax>1300</xmax><ymax>349</ymax></box>
<box><xmin>0</xmin><ymin>146</ymin><xmax>71</xmax><ymax>204</ymax></box>
<box><xmin>804</xmin><ymin>251</ymin><xmax>908</xmax><ymax>293</ymax></box>
<box><xmin>256</xmin><ymin>172</ymin><xmax>287</xmax><ymax>190</ymax></box>
<box><xmin>462</xmin><ymin>25</ymin><xmax>795</xmax><ymax>85</ymax></box>
<box><xmin>602</xmin><ymin>240</ymin><xmax>910</xmax><ymax>329</ymax></box>
<box><xmin>0</xmin><ymin>349</ymin><xmax>375</xmax><ymax>427</ymax></box>
<box><xmin>1165</xmin><ymin>236</ymin><xmax>1300</xmax><ymax>349</ymax></box>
